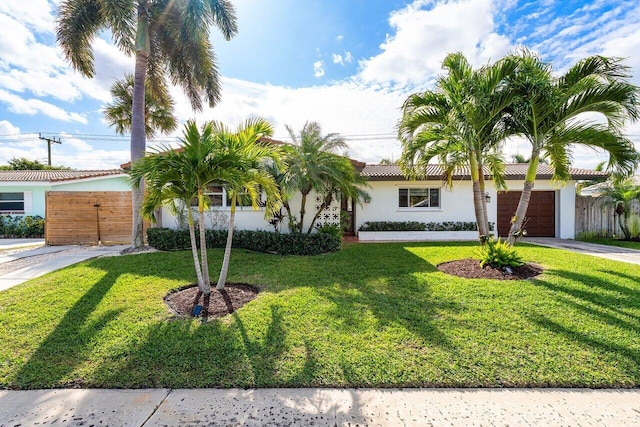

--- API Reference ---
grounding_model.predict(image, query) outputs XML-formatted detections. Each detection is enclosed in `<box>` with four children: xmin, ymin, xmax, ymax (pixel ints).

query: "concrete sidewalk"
<box><xmin>0</xmin><ymin>238</ymin><xmax>45</xmax><ymax>251</ymax></box>
<box><xmin>525</xmin><ymin>237</ymin><xmax>640</xmax><ymax>265</ymax></box>
<box><xmin>1</xmin><ymin>388</ymin><xmax>639</xmax><ymax>426</ymax></box>
<box><xmin>0</xmin><ymin>243</ymin><xmax>129</xmax><ymax>291</ymax></box>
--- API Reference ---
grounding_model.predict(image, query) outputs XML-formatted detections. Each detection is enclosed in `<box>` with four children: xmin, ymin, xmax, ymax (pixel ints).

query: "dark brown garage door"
<box><xmin>497</xmin><ymin>191</ymin><xmax>555</xmax><ymax>237</ymax></box>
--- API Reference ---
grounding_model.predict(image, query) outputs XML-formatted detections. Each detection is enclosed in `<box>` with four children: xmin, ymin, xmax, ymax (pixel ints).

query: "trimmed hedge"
<box><xmin>0</xmin><ymin>215</ymin><xmax>45</xmax><ymax>238</ymax></box>
<box><xmin>147</xmin><ymin>228</ymin><xmax>341</xmax><ymax>256</ymax></box>
<box><xmin>359</xmin><ymin>221</ymin><xmax>495</xmax><ymax>232</ymax></box>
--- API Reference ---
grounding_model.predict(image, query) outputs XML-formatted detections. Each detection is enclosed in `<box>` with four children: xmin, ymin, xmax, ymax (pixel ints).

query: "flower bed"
<box><xmin>358</xmin><ymin>221</ymin><xmax>493</xmax><ymax>242</ymax></box>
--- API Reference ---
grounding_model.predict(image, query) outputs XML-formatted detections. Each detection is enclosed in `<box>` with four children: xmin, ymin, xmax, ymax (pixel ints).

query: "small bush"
<box><xmin>147</xmin><ymin>227</ymin><xmax>341</xmax><ymax>256</ymax></box>
<box><xmin>359</xmin><ymin>221</ymin><xmax>493</xmax><ymax>232</ymax></box>
<box><xmin>0</xmin><ymin>215</ymin><xmax>45</xmax><ymax>238</ymax></box>
<box><xmin>478</xmin><ymin>237</ymin><xmax>523</xmax><ymax>269</ymax></box>
<box><xmin>627</xmin><ymin>214</ymin><xmax>640</xmax><ymax>239</ymax></box>
<box><xmin>315</xmin><ymin>223</ymin><xmax>343</xmax><ymax>240</ymax></box>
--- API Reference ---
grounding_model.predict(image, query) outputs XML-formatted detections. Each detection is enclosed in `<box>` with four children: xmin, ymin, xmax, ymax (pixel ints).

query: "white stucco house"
<box><xmin>159</xmin><ymin>162</ymin><xmax>606</xmax><ymax>241</ymax></box>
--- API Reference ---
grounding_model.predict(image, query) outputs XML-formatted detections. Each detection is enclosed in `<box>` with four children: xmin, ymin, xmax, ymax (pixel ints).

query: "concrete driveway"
<box><xmin>525</xmin><ymin>237</ymin><xmax>640</xmax><ymax>265</ymax></box>
<box><xmin>0</xmin><ymin>241</ymin><xmax>128</xmax><ymax>291</ymax></box>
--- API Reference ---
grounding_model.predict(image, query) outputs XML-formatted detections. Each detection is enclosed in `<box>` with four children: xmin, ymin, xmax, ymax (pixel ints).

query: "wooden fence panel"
<box><xmin>46</xmin><ymin>191</ymin><xmax>133</xmax><ymax>245</ymax></box>
<box><xmin>575</xmin><ymin>196</ymin><xmax>640</xmax><ymax>238</ymax></box>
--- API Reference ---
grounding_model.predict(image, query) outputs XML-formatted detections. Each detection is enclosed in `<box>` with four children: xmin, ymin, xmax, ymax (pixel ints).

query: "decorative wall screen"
<box><xmin>315</xmin><ymin>194</ymin><xmax>341</xmax><ymax>228</ymax></box>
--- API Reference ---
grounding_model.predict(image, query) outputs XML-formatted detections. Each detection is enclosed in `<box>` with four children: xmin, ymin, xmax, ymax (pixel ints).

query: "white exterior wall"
<box><xmin>157</xmin><ymin>178</ymin><xmax>578</xmax><ymax>239</ymax></box>
<box><xmin>501</xmin><ymin>179</ymin><xmax>576</xmax><ymax>239</ymax></box>
<box><xmin>357</xmin><ymin>179</ymin><xmax>577</xmax><ymax>239</ymax></box>
<box><xmin>357</xmin><ymin>180</ymin><xmax>498</xmax><ymax>232</ymax></box>
<box><xmin>160</xmin><ymin>205</ymin><xmax>275</xmax><ymax>231</ymax></box>
<box><xmin>159</xmin><ymin>191</ymin><xmax>323</xmax><ymax>233</ymax></box>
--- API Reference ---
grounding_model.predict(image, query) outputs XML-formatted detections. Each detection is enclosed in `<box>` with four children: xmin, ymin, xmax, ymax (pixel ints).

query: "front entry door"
<box><xmin>341</xmin><ymin>197</ymin><xmax>355</xmax><ymax>235</ymax></box>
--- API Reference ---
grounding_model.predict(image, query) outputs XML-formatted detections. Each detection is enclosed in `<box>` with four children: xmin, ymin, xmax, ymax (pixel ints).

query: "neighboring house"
<box><xmin>0</xmin><ymin>170</ymin><xmax>129</xmax><ymax>217</ymax></box>
<box><xmin>580</xmin><ymin>175</ymin><xmax>640</xmax><ymax>197</ymax></box>
<box><xmin>0</xmin><ymin>170</ymin><xmax>131</xmax><ymax>244</ymax></box>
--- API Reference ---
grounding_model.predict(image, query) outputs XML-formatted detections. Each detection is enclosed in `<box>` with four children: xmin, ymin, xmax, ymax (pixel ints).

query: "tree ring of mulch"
<box><xmin>165</xmin><ymin>283</ymin><xmax>259</xmax><ymax>319</ymax></box>
<box><xmin>437</xmin><ymin>258</ymin><xmax>543</xmax><ymax>280</ymax></box>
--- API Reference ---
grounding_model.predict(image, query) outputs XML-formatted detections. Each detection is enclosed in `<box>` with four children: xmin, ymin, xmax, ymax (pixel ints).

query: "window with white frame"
<box><xmin>398</xmin><ymin>188</ymin><xmax>440</xmax><ymax>208</ymax></box>
<box><xmin>192</xmin><ymin>184</ymin><xmax>260</xmax><ymax>209</ymax></box>
<box><xmin>0</xmin><ymin>192</ymin><xmax>25</xmax><ymax>213</ymax></box>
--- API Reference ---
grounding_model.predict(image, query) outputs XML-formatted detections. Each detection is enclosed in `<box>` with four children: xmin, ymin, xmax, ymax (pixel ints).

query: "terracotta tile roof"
<box><xmin>0</xmin><ymin>169</ymin><xmax>126</xmax><ymax>183</ymax></box>
<box><xmin>361</xmin><ymin>164</ymin><xmax>609</xmax><ymax>181</ymax></box>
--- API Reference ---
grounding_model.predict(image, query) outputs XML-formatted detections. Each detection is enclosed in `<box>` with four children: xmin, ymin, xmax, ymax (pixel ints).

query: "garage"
<box><xmin>497</xmin><ymin>191</ymin><xmax>556</xmax><ymax>237</ymax></box>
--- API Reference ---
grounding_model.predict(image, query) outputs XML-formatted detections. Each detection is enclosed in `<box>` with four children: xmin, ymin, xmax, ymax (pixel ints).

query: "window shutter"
<box><xmin>24</xmin><ymin>191</ymin><xmax>33</xmax><ymax>213</ymax></box>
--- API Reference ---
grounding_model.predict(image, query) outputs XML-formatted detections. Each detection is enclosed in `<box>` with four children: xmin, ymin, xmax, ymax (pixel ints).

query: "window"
<box><xmin>399</xmin><ymin>188</ymin><xmax>440</xmax><ymax>208</ymax></box>
<box><xmin>192</xmin><ymin>185</ymin><xmax>261</xmax><ymax>209</ymax></box>
<box><xmin>0</xmin><ymin>192</ymin><xmax>25</xmax><ymax>213</ymax></box>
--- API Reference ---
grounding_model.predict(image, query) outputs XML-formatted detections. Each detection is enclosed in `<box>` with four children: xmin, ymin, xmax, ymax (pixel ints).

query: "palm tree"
<box><xmin>280</xmin><ymin>122</ymin><xmax>367</xmax><ymax>234</ymax></box>
<box><xmin>57</xmin><ymin>0</ymin><xmax>238</xmax><ymax>248</ymax></box>
<box><xmin>398</xmin><ymin>52</ymin><xmax>517</xmax><ymax>241</ymax></box>
<box><xmin>130</xmin><ymin>121</ymin><xmax>221</xmax><ymax>313</ymax></box>
<box><xmin>599</xmin><ymin>178</ymin><xmax>640</xmax><ymax>240</ymax></box>
<box><xmin>503</xmin><ymin>50</ymin><xmax>640</xmax><ymax>245</ymax></box>
<box><xmin>103</xmin><ymin>73</ymin><xmax>177</xmax><ymax>138</ymax></box>
<box><xmin>208</xmin><ymin>119</ymin><xmax>282</xmax><ymax>289</ymax></box>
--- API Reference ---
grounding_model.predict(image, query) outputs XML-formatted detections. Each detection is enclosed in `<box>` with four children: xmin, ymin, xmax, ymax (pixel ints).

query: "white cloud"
<box><xmin>358</xmin><ymin>0</ymin><xmax>512</xmax><ymax>88</ymax></box>
<box><xmin>0</xmin><ymin>120</ymin><xmax>20</xmax><ymax>135</ymax></box>
<box><xmin>336</xmin><ymin>35</ymin><xmax>344</xmax><ymax>41</ymax></box>
<box><xmin>0</xmin><ymin>0</ymin><xmax>55</xmax><ymax>33</ymax></box>
<box><xmin>333</xmin><ymin>52</ymin><xmax>353</xmax><ymax>65</ymax></box>
<box><xmin>168</xmin><ymin>77</ymin><xmax>406</xmax><ymax>164</ymax></box>
<box><xmin>0</xmin><ymin>89</ymin><xmax>87</xmax><ymax>123</ymax></box>
<box><xmin>313</xmin><ymin>60</ymin><xmax>325</xmax><ymax>77</ymax></box>
<box><xmin>345</xmin><ymin>51</ymin><xmax>353</xmax><ymax>64</ymax></box>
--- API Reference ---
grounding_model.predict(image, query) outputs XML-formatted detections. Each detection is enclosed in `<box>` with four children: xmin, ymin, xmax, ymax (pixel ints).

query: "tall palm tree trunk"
<box><xmin>506</xmin><ymin>156</ymin><xmax>539</xmax><ymax>245</ymax></box>
<box><xmin>131</xmin><ymin>5</ymin><xmax>150</xmax><ymax>249</ymax></box>
<box><xmin>216</xmin><ymin>195</ymin><xmax>236</xmax><ymax>290</ymax></box>
<box><xmin>187</xmin><ymin>210</ymin><xmax>205</xmax><ymax>289</ymax></box>
<box><xmin>197</xmin><ymin>193</ymin><xmax>210</xmax><ymax>286</ymax></box>
<box><xmin>298</xmin><ymin>192</ymin><xmax>309</xmax><ymax>233</ymax></box>
<box><xmin>469</xmin><ymin>152</ymin><xmax>490</xmax><ymax>240</ymax></box>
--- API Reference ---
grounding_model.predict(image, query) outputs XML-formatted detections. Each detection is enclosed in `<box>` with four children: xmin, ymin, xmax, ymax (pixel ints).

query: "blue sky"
<box><xmin>0</xmin><ymin>0</ymin><xmax>639</xmax><ymax>169</ymax></box>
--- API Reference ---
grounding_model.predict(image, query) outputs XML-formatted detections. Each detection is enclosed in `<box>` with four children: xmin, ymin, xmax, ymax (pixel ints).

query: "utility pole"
<box><xmin>38</xmin><ymin>133</ymin><xmax>62</xmax><ymax>166</ymax></box>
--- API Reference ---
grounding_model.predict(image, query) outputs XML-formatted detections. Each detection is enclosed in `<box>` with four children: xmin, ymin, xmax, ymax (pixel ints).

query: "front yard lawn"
<box><xmin>1</xmin><ymin>242</ymin><xmax>638</xmax><ymax>389</ymax></box>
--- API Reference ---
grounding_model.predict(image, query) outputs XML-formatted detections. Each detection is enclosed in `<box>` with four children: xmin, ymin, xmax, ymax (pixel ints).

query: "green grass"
<box><xmin>577</xmin><ymin>237</ymin><xmax>640</xmax><ymax>250</ymax></box>
<box><xmin>1</xmin><ymin>242</ymin><xmax>639</xmax><ymax>389</ymax></box>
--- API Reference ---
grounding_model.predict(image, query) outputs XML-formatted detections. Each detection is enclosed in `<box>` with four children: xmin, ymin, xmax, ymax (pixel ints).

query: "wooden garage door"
<box><xmin>497</xmin><ymin>191</ymin><xmax>555</xmax><ymax>237</ymax></box>
<box><xmin>46</xmin><ymin>191</ymin><xmax>132</xmax><ymax>245</ymax></box>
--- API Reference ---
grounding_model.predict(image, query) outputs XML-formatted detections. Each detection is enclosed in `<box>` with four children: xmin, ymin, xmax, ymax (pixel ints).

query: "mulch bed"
<box><xmin>437</xmin><ymin>258</ymin><xmax>543</xmax><ymax>280</ymax></box>
<box><xmin>165</xmin><ymin>283</ymin><xmax>259</xmax><ymax>319</ymax></box>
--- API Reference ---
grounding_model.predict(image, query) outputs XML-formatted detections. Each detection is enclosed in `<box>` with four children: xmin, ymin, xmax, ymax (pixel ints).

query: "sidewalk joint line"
<box><xmin>140</xmin><ymin>388</ymin><xmax>173</xmax><ymax>426</ymax></box>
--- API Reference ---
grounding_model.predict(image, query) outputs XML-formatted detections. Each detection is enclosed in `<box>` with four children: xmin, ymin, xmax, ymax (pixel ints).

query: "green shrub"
<box><xmin>147</xmin><ymin>227</ymin><xmax>341</xmax><ymax>255</ymax></box>
<box><xmin>627</xmin><ymin>214</ymin><xmax>640</xmax><ymax>239</ymax></box>
<box><xmin>315</xmin><ymin>223</ymin><xmax>343</xmax><ymax>240</ymax></box>
<box><xmin>0</xmin><ymin>215</ymin><xmax>45</xmax><ymax>238</ymax></box>
<box><xmin>359</xmin><ymin>221</ymin><xmax>494</xmax><ymax>232</ymax></box>
<box><xmin>478</xmin><ymin>237</ymin><xmax>523</xmax><ymax>269</ymax></box>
